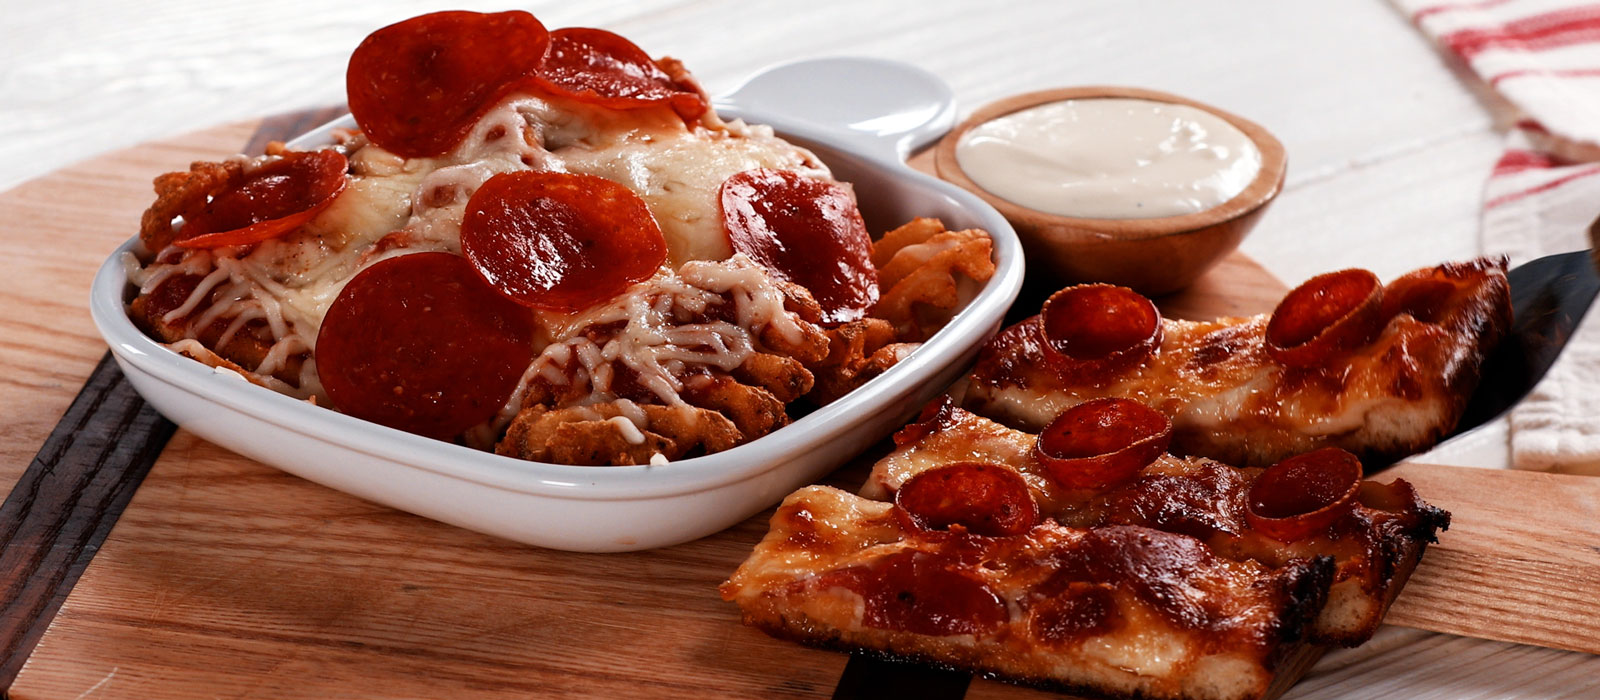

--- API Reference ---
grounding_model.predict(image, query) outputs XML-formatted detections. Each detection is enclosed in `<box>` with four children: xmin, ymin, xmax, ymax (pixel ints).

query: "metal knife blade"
<box><xmin>832</xmin><ymin>654</ymin><xmax>971</xmax><ymax>700</ymax></box>
<box><xmin>1449</xmin><ymin>248</ymin><xmax>1600</xmax><ymax>436</ymax></box>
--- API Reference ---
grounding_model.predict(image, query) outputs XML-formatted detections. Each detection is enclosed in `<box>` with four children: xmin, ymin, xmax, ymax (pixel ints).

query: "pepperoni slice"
<box><xmin>316</xmin><ymin>252</ymin><xmax>535</xmax><ymax>439</ymax></box>
<box><xmin>719</xmin><ymin>168</ymin><xmax>878</xmax><ymax>325</ymax></box>
<box><xmin>1357</xmin><ymin>477</ymin><xmax>1423</xmax><ymax>513</ymax></box>
<box><xmin>1245</xmin><ymin>447</ymin><xmax>1364</xmax><ymax>541</ymax></box>
<box><xmin>893</xmin><ymin>462</ymin><xmax>1039</xmax><ymax>537</ymax></box>
<box><xmin>461</xmin><ymin>171</ymin><xmax>667</xmax><ymax>312</ymax></box>
<box><xmin>1384</xmin><ymin>261</ymin><xmax>1488</xmax><ymax>326</ymax></box>
<box><xmin>1037</xmin><ymin>284</ymin><xmax>1162</xmax><ymax>383</ymax></box>
<box><xmin>1265</xmin><ymin>269</ymin><xmax>1384</xmax><ymax>368</ymax></box>
<box><xmin>533</xmin><ymin>27</ymin><xmax>708</xmax><ymax>120</ymax></box>
<box><xmin>175</xmin><ymin>150</ymin><xmax>347</xmax><ymax>249</ymax></box>
<box><xmin>346</xmin><ymin>11</ymin><xmax>550</xmax><ymax>158</ymax></box>
<box><xmin>1034</xmin><ymin>398</ymin><xmax>1173</xmax><ymax>490</ymax></box>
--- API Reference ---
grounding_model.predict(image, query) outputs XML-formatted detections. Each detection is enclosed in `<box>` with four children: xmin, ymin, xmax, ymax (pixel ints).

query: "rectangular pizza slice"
<box><xmin>723</xmin><ymin>485</ymin><xmax>1332</xmax><ymax>700</ymax></box>
<box><xmin>963</xmin><ymin>259</ymin><xmax>1510</xmax><ymax>467</ymax></box>
<box><xmin>862</xmin><ymin>400</ymin><xmax>1449</xmax><ymax>646</ymax></box>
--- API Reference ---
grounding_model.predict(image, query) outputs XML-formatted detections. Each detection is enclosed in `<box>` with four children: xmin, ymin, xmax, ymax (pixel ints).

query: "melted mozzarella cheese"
<box><xmin>548</xmin><ymin>116</ymin><xmax>832</xmax><ymax>265</ymax></box>
<box><xmin>135</xmin><ymin>86</ymin><xmax>836</xmax><ymax>423</ymax></box>
<box><xmin>1078</xmin><ymin>611</ymin><xmax>1191</xmax><ymax>678</ymax></box>
<box><xmin>388</xmin><ymin>92</ymin><xmax>834</xmax><ymax>269</ymax></box>
<box><xmin>521</xmin><ymin>254</ymin><xmax>796</xmax><ymax>408</ymax></box>
<box><xmin>305</xmin><ymin>167</ymin><xmax>423</xmax><ymax>248</ymax></box>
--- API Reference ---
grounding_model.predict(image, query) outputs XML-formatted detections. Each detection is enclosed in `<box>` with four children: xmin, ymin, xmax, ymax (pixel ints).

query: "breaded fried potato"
<box><xmin>139</xmin><ymin>160</ymin><xmax>244</xmax><ymax>251</ymax></box>
<box><xmin>682</xmin><ymin>375</ymin><xmax>789</xmax><ymax>441</ymax></box>
<box><xmin>870</xmin><ymin>219</ymin><xmax>996</xmax><ymax>341</ymax></box>
<box><xmin>497</xmin><ymin>401</ymin><xmax>743</xmax><ymax>465</ymax></box>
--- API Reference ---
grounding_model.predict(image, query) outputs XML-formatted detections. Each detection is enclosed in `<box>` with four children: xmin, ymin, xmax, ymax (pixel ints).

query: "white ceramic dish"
<box><xmin>88</xmin><ymin>57</ymin><xmax>1024</xmax><ymax>552</ymax></box>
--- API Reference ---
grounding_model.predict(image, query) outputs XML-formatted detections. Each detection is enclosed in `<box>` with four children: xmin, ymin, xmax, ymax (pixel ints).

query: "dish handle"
<box><xmin>715</xmin><ymin>57</ymin><xmax>957</xmax><ymax>164</ymax></box>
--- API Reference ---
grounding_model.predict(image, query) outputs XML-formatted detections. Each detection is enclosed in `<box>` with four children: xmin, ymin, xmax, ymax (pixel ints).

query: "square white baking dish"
<box><xmin>88</xmin><ymin>57</ymin><xmax>1023</xmax><ymax>552</ymax></box>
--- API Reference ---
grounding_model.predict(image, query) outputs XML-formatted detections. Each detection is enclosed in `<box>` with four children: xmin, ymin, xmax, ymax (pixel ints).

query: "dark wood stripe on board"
<box><xmin>242</xmin><ymin>105</ymin><xmax>350</xmax><ymax>156</ymax></box>
<box><xmin>832</xmin><ymin>654</ymin><xmax>972</xmax><ymax>700</ymax></box>
<box><xmin>0</xmin><ymin>353</ymin><xmax>175</xmax><ymax>691</ymax></box>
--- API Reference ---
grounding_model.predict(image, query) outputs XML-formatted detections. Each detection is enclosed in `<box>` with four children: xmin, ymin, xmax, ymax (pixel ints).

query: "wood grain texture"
<box><xmin>0</xmin><ymin>354</ymin><xmax>174</xmax><ymax>690</ymax></box>
<box><xmin>1383</xmin><ymin>462</ymin><xmax>1600</xmax><ymax>655</ymax></box>
<box><xmin>9</xmin><ymin>434</ymin><xmax>870</xmax><ymax>700</ymax></box>
<box><xmin>0</xmin><ymin>111</ymin><xmax>318</xmax><ymax>696</ymax></box>
<box><xmin>240</xmin><ymin>106</ymin><xmax>348</xmax><ymax>156</ymax></box>
<box><xmin>0</xmin><ymin>123</ymin><xmax>258</xmax><ymax>695</ymax></box>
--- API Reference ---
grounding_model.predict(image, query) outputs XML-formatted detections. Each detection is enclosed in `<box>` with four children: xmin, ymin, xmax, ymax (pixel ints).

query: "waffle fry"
<box><xmin>497</xmin><ymin>400</ymin><xmax>743</xmax><ymax>465</ymax></box>
<box><xmin>870</xmin><ymin>218</ymin><xmax>996</xmax><ymax>340</ymax></box>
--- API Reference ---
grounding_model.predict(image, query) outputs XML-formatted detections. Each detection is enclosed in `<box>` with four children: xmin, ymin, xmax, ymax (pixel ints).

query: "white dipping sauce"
<box><xmin>956</xmin><ymin>98</ymin><xmax>1262</xmax><ymax>219</ymax></box>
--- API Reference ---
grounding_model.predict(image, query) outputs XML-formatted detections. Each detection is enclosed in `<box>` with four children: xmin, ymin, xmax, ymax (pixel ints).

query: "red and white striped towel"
<box><xmin>1399</xmin><ymin>0</ymin><xmax>1600</xmax><ymax>473</ymax></box>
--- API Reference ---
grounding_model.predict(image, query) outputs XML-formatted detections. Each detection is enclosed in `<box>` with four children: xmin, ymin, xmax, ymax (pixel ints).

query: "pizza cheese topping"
<box><xmin>726</xmin><ymin>484</ymin><xmax>1332</xmax><ymax>699</ymax></box>
<box><xmin>966</xmin><ymin>259</ymin><xmax>1511</xmax><ymax>466</ymax></box>
<box><xmin>128</xmin><ymin>245</ymin><xmax>326</xmax><ymax>397</ymax></box>
<box><xmin>725</xmin><ymin>398</ymin><xmax>1448</xmax><ymax>698</ymax></box>
<box><xmin>818</xmin><ymin>547</ymin><xmax>1011</xmax><ymax>638</ymax></box>
<box><xmin>856</xmin><ymin>402</ymin><xmax>1448</xmax><ymax>644</ymax></box>
<box><xmin>515</xmin><ymin>255</ymin><xmax>824</xmax><ymax>412</ymax></box>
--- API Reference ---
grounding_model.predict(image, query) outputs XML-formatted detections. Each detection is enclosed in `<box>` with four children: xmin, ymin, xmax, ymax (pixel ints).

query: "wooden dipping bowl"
<box><xmin>935</xmin><ymin>86</ymin><xmax>1287</xmax><ymax>297</ymax></box>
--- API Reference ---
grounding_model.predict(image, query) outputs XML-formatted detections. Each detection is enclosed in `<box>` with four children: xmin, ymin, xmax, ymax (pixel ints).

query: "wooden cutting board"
<box><xmin>0</xmin><ymin>115</ymin><xmax>1594</xmax><ymax>700</ymax></box>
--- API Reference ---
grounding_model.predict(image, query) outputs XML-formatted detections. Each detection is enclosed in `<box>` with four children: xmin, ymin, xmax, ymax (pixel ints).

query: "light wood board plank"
<box><xmin>1384</xmin><ymin>462</ymin><xmax>1600</xmax><ymax>655</ymax></box>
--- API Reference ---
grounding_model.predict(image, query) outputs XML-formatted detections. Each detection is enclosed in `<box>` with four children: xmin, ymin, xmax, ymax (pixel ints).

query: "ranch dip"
<box><xmin>956</xmin><ymin>97</ymin><xmax>1262</xmax><ymax>219</ymax></box>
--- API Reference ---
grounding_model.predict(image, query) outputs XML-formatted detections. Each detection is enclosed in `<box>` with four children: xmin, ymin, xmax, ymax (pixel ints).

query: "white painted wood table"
<box><xmin>1</xmin><ymin>0</ymin><xmax>1594</xmax><ymax>697</ymax></box>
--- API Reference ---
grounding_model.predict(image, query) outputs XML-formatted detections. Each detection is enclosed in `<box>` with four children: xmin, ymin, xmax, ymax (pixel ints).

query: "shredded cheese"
<box><xmin>132</xmin><ymin>88</ymin><xmax>837</xmax><ymax>440</ymax></box>
<box><xmin>518</xmin><ymin>255</ymin><xmax>796</xmax><ymax>409</ymax></box>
